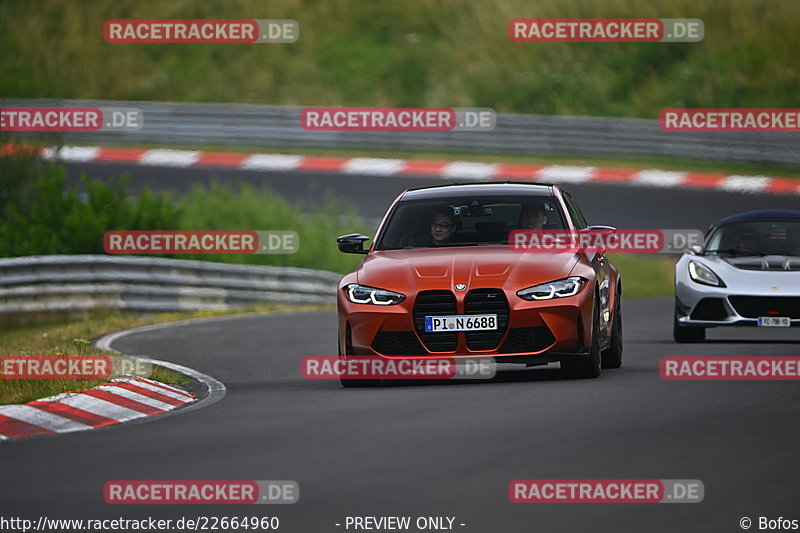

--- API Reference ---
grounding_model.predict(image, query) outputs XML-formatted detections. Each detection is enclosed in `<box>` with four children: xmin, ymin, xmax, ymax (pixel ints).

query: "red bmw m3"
<box><xmin>336</xmin><ymin>182</ymin><xmax>623</xmax><ymax>387</ymax></box>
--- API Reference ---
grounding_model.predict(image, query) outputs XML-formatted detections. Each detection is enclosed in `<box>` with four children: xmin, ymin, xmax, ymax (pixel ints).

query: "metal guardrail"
<box><xmin>2</xmin><ymin>98</ymin><xmax>798</xmax><ymax>168</ymax></box>
<box><xmin>0</xmin><ymin>255</ymin><xmax>341</xmax><ymax>314</ymax></box>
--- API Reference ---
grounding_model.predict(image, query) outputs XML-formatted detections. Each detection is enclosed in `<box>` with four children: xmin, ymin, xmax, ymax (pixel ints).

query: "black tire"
<box><xmin>338</xmin><ymin>332</ymin><xmax>381</xmax><ymax>388</ymax></box>
<box><xmin>561</xmin><ymin>295</ymin><xmax>602</xmax><ymax>379</ymax></box>
<box><xmin>601</xmin><ymin>294</ymin><xmax>623</xmax><ymax>369</ymax></box>
<box><xmin>673</xmin><ymin>308</ymin><xmax>705</xmax><ymax>343</ymax></box>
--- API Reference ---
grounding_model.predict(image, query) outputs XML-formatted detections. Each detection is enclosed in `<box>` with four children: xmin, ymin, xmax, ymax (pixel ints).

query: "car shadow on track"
<box><xmin>377</xmin><ymin>366</ymin><xmax>610</xmax><ymax>388</ymax></box>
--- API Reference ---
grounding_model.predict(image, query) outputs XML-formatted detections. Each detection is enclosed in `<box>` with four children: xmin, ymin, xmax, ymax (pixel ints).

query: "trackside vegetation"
<box><xmin>1</xmin><ymin>0</ymin><xmax>797</xmax><ymax>117</ymax></box>
<box><xmin>0</xmin><ymin>149</ymin><xmax>369</xmax><ymax>274</ymax></box>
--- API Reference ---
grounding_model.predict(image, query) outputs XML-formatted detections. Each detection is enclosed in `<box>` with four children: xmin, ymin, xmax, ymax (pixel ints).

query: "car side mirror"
<box><xmin>689</xmin><ymin>244</ymin><xmax>704</xmax><ymax>255</ymax></box>
<box><xmin>337</xmin><ymin>233</ymin><xmax>370</xmax><ymax>254</ymax></box>
<box><xmin>581</xmin><ymin>226</ymin><xmax>616</xmax><ymax>253</ymax></box>
<box><xmin>586</xmin><ymin>225</ymin><xmax>617</xmax><ymax>233</ymax></box>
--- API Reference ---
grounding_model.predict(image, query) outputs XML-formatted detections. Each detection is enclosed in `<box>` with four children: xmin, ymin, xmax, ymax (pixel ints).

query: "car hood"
<box><xmin>357</xmin><ymin>247</ymin><xmax>580</xmax><ymax>292</ymax></box>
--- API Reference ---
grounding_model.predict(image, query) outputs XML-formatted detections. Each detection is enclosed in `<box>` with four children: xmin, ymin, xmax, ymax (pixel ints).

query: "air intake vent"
<box><xmin>372</xmin><ymin>332</ymin><xmax>426</xmax><ymax>356</ymax></box>
<box><xmin>729</xmin><ymin>296</ymin><xmax>800</xmax><ymax>319</ymax></box>
<box><xmin>690</xmin><ymin>298</ymin><xmax>729</xmax><ymax>321</ymax></box>
<box><xmin>500</xmin><ymin>327</ymin><xmax>555</xmax><ymax>353</ymax></box>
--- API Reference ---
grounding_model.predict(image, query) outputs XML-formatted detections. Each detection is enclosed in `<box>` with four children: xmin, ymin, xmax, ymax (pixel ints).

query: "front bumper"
<box><xmin>675</xmin><ymin>287</ymin><xmax>800</xmax><ymax>328</ymax></box>
<box><xmin>338</xmin><ymin>285</ymin><xmax>594</xmax><ymax>361</ymax></box>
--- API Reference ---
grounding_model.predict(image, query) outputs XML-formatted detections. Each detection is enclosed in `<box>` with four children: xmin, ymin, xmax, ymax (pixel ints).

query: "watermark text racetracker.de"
<box><xmin>660</xmin><ymin>357</ymin><xmax>800</xmax><ymax>381</ymax></box>
<box><xmin>302</xmin><ymin>356</ymin><xmax>496</xmax><ymax>380</ymax></box>
<box><xmin>301</xmin><ymin>107</ymin><xmax>496</xmax><ymax>132</ymax></box>
<box><xmin>104</xmin><ymin>19</ymin><xmax>299</xmax><ymax>43</ymax></box>
<box><xmin>104</xmin><ymin>480</ymin><xmax>298</xmax><ymax>504</ymax></box>
<box><xmin>509</xmin><ymin>479</ymin><xmax>704</xmax><ymax>503</ymax></box>
<box><xmin>104</xmin><ymin>231</ymin><xmax>299</xmax><ymax>254</ymax></box>
<box><xmin>510</xmin><ymin>229</ymin><xmax>704</xmax><ymax>254</ymax></box>
<box><xmin>661</xmin><ymin>109</ymin><xmax>800</xmax><ymax>132</ymax></box>
<box><xmin>0</xmin><ymin>107</ymin><xmax>141</xmax><ymax>132</ymax></box>
<box><xmin>509</xmin><ymin>18</ymin><xmax>703</xmax><ymax>42</ymax></box>
<box><xmin>1</xmin><ymin>355</ymin><xmax>151</xmax><ymax>379</ymax></box>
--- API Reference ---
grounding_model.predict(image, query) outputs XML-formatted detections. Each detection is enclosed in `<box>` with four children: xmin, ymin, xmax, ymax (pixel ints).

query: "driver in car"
<box><xmin>518</xmin><ymin>203</ymin><xmax>548</xmax><ymax>230</ymax></box>
<box><xmin>405</xmin><ymin>206</ymin><xmax>459</xmax><ymax>247</ymax></box>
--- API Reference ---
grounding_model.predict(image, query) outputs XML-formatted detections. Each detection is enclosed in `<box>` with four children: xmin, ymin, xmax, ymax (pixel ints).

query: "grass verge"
<box><xmin>609</xmin><ymin>253</ymin><xmax>675</xmax><ymax>301</ymax></box>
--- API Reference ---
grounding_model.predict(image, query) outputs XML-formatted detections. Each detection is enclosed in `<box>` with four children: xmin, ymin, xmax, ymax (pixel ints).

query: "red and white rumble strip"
<box><xmin>4</xmin><ymin>144</ymin><xmax>799</xmax><ymax>195</ymax></box>
<box><xmin>0</xmin><ymin>377</ymin><xmax>195</xmax><ymax>440</ymax></box>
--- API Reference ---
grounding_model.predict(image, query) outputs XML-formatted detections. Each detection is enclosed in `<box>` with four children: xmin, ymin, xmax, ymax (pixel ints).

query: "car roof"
<box><xmin>711</xmin><ymin>209</ymin><xmax>800</xmax><ymax>228</ymax></box>
<box><xmin>399</xmin><ymin>182</ymin><xmax>556</xmax><ymax>201</ymax></box>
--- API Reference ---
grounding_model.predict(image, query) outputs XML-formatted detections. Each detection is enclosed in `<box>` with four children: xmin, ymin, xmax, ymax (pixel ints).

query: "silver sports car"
<box><xmin>674</xmin><ymin>209</ymin><xmax>800</xmax><ymax>342</ymax></box>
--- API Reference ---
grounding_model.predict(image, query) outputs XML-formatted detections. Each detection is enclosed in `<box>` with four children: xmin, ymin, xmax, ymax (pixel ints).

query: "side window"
<box><xmin>562</xmin><ymin>193</ymin><xmax>588</xmax><ymax>229</ymax></box>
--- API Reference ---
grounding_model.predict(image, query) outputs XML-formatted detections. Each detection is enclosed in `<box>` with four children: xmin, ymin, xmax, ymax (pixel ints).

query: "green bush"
<box><xmin>0</xmin><ymin>151</ymin><xmax>179</xmax><ymax>256</ymax></box>
<box><xmin>176</xmin><ymin>181</ymin><xmax>369</xmax><ymax>273</ymax></box>
<box><xmin>0</xmin><ymin>149</ymin><xmax>370</xmax><ymax>273</ymax></box>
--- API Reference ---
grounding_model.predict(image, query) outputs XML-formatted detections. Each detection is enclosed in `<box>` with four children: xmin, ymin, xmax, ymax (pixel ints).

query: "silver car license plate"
<box><xmin>757</xmin><ymin>316</ymin><xmax>790</xmax><ymax>327</ymax></box>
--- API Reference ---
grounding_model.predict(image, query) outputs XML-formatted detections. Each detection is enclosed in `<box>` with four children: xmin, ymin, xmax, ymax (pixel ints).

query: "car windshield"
<box><xmin>375</xmin><ymin>196</ymin><xmax>567</xmax><ymax>250</ymax></box>
<box><xmin>706</xmin><ymin>220</ymin><xmax>800</xmax><ymax>257</ymax></box>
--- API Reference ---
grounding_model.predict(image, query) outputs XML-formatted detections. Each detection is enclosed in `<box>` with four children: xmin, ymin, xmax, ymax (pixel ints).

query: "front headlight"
<box><xmin>517</xmin><ymin>277</ymin><xmax>586</xmax><ymax>301</ymax></box>
<box><xmin>688</xmin><ymin>261</ymin><xmax>725</xmax><ymax>287</ymax></box>
<box><xmin>345</xmin><ymin>284</ymin><xmax>406</xmax><ymax>305</ymax></box>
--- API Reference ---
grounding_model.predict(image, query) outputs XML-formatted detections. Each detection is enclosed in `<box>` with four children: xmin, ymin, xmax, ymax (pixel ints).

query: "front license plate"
<box><xmin>758</xmin><ymin>316</ymin><xmax>791</xmax><ymax>327</ymax></box>
<box><xmin>425</xmin><ymin>314</ymin><xmax>498</xmax><ymax>332</ymax></box>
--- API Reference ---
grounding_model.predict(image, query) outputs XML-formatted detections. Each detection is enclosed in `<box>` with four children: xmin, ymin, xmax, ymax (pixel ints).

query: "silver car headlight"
<box><xmin>688</xmin><ymin>261</ymin><xmax>725</xmax><ymax>287</ymax></box>
<box><xmin>345</xmin><ymin>284</ymin><xmax>406</xmax><ymax>305</ymax></box>
<box><xmin>517</xmin><ymin>277</ymin><xmax>586</xmax><ymax>301</ymax></box>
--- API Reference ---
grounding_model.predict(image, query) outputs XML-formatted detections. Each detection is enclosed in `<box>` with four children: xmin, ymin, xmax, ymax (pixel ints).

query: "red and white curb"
<box><xmin>5</xmin><ymin>144</ymin><xmax>799</xmax><ymax>195</ymax></box>
<box><xmin>0</xmin><ymin>316</ymin><xmax>229</xmax><ymax>441</ymax></box>
<box><xmin>0</xmin><ymin>376</ymin><xmax>194</xmax><ymax>440</ymax></box>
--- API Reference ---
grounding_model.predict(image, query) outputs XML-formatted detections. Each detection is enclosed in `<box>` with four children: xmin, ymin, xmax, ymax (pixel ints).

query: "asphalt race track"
<box><xmin>2</xmin><ymin>163</ymin><xmax>798</xmax><ymax>532</ymax></box>
<box><xmin>2</xmin><ymin>300</ymin><xmax>799</xmax><ymax>532</ymax></box>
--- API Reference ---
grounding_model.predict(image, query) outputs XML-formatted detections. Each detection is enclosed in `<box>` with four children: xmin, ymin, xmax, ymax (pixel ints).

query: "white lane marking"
<box><xmin>140</xmin><ymin>149</ymin><xmax>200</xmax><ymax>167</ymax></box>
<box><xmin>536</xmin><ymin>165</ymin><xmax>596</xmax><ymax>183</ymax></box>
<box><xmin>0</xmin><ymin>405</ymin><xmax>91</xmax><ymax>433</ymax></box>
<box><xmin>241</xmin><ymin>154</ymin><xmax>302</xmax><ymax>171</ymax></box>
<box><xmin>442</xmin><ymin>162</ymin><xmax>499</xmax><ymax>181</ymax></box>
<box><xmin>112</xmin><ymin>378</ymin><xmax>192</xmax><ymax>401</ymax></box>
<box><xmin>41</xmin><ymin>146</ymin><xmax>100</xmax><ymax>162</ymax></box>
<box><xmin>633</xmin><ymin>170</ymin><xmax>687</xmax><ymax>188</ymax></box>
<box><xmin>344</xmin><ymin>158</ymin><xmax>404</xmax><ymax>175</ymax></box>
<box><xmin>47</xmin><ymin>392</ymin><xmax>148</xmax><ymax>422</ymax></box>
<box><xmin>720</xmin><ymin>175</ymin><xmax>771</xmax><ymax>193</ymax></box>
<box><xmin>95</xmin><ymin>385</ymin><xmax>175</xmax><ymax>411</ymax></box>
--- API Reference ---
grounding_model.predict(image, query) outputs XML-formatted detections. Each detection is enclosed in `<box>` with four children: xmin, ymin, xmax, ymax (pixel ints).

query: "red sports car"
<box><xmin>336</xmin><ymin>182</ymin><xmax>623</xmax><ymax>387</ymax></box>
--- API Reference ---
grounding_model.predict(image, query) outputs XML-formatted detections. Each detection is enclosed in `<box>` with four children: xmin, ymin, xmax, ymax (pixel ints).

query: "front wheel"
<box><xmin>561</xmin><ymin>295</ymin><xmax>602</xmax><ymax>379</ymax></box>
